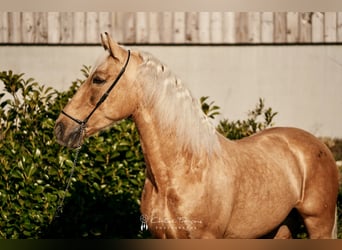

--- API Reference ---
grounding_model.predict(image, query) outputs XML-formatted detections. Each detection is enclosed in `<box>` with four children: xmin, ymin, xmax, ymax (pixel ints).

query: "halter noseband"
<box><xmin>61</xmin><ymin>50</ymin><xmax>131</xmax><ymax>128</ymax></box>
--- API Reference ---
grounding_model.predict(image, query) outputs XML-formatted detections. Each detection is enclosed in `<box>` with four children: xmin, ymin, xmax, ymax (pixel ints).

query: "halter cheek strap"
<box><xmin>61</xmin><ymin>50</ymin><xmax>131</xmax><ymax>127</ymax></box>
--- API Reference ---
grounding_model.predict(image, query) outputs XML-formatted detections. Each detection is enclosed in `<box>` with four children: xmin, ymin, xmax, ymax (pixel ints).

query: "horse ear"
<box><xmin>100</xmin><ymin>32</ymin><xmax>110</xmax><ymax>51</ymax></box>
<box><xmin>100</xmin><ymin>32</ymin><xmax>126</xmax><ymax>62</ymax></box>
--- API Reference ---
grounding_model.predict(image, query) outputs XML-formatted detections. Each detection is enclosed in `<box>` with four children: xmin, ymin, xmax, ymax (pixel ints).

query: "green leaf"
<box><xmin>64</xmin><ymin>159</ymin><xmax>74</xmax><ymax>168</ymax></box>
<box><xmin>18</xmin><ymin>190</ymin><xmax>29</xmax><ymax>197</ymax></box>
<box><xmin>34</xmin><ymin>187</ymin><xmax>44</xmax><ymax>197</ymax></box>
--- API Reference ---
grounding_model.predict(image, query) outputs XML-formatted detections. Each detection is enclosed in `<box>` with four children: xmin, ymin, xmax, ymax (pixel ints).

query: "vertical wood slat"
<box><xmin>173</xmin><ymin>12</ymin><xmax>185</xmax><ymax>43</ymax></box>
<box><xmin>211</xmin><ymin>12</ymin><xmax>223</xmax><ymax>43</ymax></box>
<box><xmin>286</xmin><ymin>12</ymin><xmax>299</xmax><ymax>43</ymax></box>
<box><xmin>185</xmin><ymin>12</ymin><xmax>198</xmax><ymax>43</ymax></box>
<box><xmin>0</xmin><ymin>12</ymin><xmax>9</xmax><ymax>43</ymax></box>
<box><xmin>35</xmin><ymin>12</ymin><xmax>48</xmax><ymax>43</ymax></box>
<box><xmin>235</xmin><ymin>12</ymin><xmax>249</xmax><ymax>43</ymax></box>
<box><xmin>136</xmin><ymin>12</ymin><xmax>148</xmax><ymax>43</ymax></box>
<box><xmin>159</xmin><ymin>12</ymin><xmax>173</xmax><ymax>43</ymax></box>
<box><xmin>299</xmin><ymin>12</ymin><xmax>312</xmax><ymax>43</ymax></box>
<box><xmin>47</xmin><ymin>12</ymin><xmax>60</xmax><ymax>43</ymax></box>
<box><xmin>338</xmin><ymin>12</ymin><xmax>342</xmax><ymax>42</ymax></box>
<box><xmin>312</xmin><ymin>12</ymin><xmax>324</xmax><ymax>43</ymax></box>
<box><xmin>148</xmin><ymin>12</ymin><xmax>160</xmax><ymax>43</ymax></box>
<box><xmin>8</xmin><ymin>12</ymin><xmax>21</xmax><ymax>43</ymax></box>
<box><xmin>99</xmin><ymin>12</ymin><xmax>112</xmax><ymax>34</ymax></box>
<box><xmin>274</xmin><ymin>12</ymin><xmax>286</xmax><ymax>43</ymax></box>
<box><xmin>112</xmin><ymin>12</ymin><xmax>124</xmax><ymax>42</ymax></box>
<box><xmin>73</xmin><ymin>12</ymin><xmax>85</xmax><ymax>43</ymax></box>
<box><xmin>122</xmin><ymin>12</ymin><xmax>136</xmax><ymax>43</ymax></box>
<box><xmin>21</xmin><ymin>12</ymin><xmax>34</xmax><ymax>43</ymax></box>
<box><xmin>248</xmin><ymin>12</ymin><xmax>260</xmax><ymax>43</ymax></box>
<box><xmin>86</xmin><ymin>12</ymin><xmax>99</xmax><ymax>43</ymax></box>
<box><xmin>261</xmin><ymin>12</ymin><xmax>273</xmax><ymax>43</ymax></box>
<box><xmin>223</xmin><ymin>12</ymin><xmax>235</xmax><ymax>43</ymax></box>
<box><xmin>60</xmin><ymin>12</ymin><xmax>73</xmax><ymax>43</ymax></box>
<box><xmin>198</xmin><ymin>12</ymin><xmax>210</xmax><ymax>43</ymax></box>
<box><xmin>325</xmin><ymin>12</ymin><xmax>337</xmax><ymax>42</ymax></box>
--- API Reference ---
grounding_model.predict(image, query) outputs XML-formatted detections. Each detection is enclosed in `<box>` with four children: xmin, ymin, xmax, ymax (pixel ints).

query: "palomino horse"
<box><xmin>54</xmin><ymin>32</ymin><xmax>339</xmax><ymax>239</ymax></box>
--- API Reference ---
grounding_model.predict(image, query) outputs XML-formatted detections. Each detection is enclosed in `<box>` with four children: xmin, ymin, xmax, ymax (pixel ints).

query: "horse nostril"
<box><xmin>68</xmin><ymin>127</ymin><xmax>83</xmax><ymax>148</ymax></box>
<box><xmin>54</xmin><ymin>122</ymin><xmax>65</xmax><ymax>139</ymax></box>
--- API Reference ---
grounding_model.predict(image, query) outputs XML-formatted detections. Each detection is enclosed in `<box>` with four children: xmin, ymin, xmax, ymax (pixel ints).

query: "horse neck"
<box><xmin>132</xmin><ymin>106</ymin><xmax>214</xmax><ymax>190</ymax></box>
<box><xmin>132</xmin><ymin>52</ymin><xmax>222</xmax><ymax>189</ymax></box>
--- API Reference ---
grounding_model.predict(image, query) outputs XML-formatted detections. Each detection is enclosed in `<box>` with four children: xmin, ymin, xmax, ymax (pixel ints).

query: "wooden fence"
<box><xmin>1</xmin><ymin>12</ymin><xmax>342</xmax><ymax>44</ymax></box>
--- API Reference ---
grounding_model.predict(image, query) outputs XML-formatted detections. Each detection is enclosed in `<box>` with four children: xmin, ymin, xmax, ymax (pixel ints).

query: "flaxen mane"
<box><xmin>135</xmin><ymin>51</ymin><xmax>221</xmax><ymax>156</ymax></box>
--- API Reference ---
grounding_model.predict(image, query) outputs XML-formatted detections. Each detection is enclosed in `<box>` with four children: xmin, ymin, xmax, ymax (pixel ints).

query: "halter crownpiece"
<box><xmin>61</xmin><ymin>49</ymin><xmax>131</xmax><ymax>127</ymax></box>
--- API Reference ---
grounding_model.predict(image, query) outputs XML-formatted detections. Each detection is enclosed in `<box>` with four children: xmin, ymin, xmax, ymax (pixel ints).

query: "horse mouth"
<box><xmin>54</xmin><ymin>122</ymin><xmax>85</xmax><ymax>149</ymax></box>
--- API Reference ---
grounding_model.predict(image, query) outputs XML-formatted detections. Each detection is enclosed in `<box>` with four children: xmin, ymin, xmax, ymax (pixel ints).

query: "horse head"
<box><xmin>54</xmin><ymin>32</ymin><xmax>141</xmax><ymax>148</ymax></box>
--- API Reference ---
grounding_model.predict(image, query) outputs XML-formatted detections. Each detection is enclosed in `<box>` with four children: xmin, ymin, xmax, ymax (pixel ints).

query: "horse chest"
<box><xmin>140</xmin><ymin>172</ymin><xmax>234</xmax><ymax>238</ymax></box>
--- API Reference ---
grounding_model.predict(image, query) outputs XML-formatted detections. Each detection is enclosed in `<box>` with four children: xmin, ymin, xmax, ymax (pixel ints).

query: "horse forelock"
<box><xmin>90</xmin><ymin>51</ymin><xmax>110</xmax><ymax>75</ymax></box>
<box><xmin>136</xmin><ymin>51</ymin><xmax>221</xmax><ymax>156</ymax></box>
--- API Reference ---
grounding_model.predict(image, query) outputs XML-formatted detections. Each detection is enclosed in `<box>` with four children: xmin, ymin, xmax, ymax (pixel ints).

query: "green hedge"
<box><xmin>0</xmin><ymin>69</ymin><xmax>146</xmax><ymax>238</ymax></box>
<box><xmin>0</xmin><ymin>69</ymin><xmax>341</xmax><ymax>238</ymax></box>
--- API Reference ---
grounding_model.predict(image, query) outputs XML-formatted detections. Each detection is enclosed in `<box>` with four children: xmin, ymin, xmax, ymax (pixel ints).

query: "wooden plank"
<box><xmin>159</xmin><ymin>12</ymin><xmax>173</xmax><ymax>43</ymax></box>
<box><xmin>73</xmin><ymin>12</ymin><xmax>85</xmax><ymax>43</ymax></box>
<box><xmin>235</xmin><ymin>12</ymin><xmax>249</xmax><ymax>43</ymax></box>
<box><xmin>222</xmin><ymin>12</ymin><xmax>235</xmax><ymax>43</ymax></box>
<box><xmin>86</xmin><ymin>12</ymin><xmax>99</xmax><ymax>43</ymax></box>
<box><xmin>122</xmin><ymin>12</ymin><xmax>136</xmax><ymax>43</ymax></box>
<box><xmin>99</xmin><ymin>12</ymin><xmax>112</xmax><ymax>34</ymax></box>
<box><xmin>299</xmin><ymin>12</ymin><xmax>312</xmax><ymax>43</ymax></box>
<box><xmin>274</xmin><ymin>12</ymin><xmax>286</xmax><ymax>43</ymax></box>
<box><xmin>173</xmin><ymin>12</ymin><xmax>185</xmax><ymax>43</ymax></box>
<box><xmin>148</xmin><ymin>12</ymin><xmax>161</xmax><ymax>43</ymax></box>
<box><xmin>312</xmin><ymin>12</ymin><xmax>324</xmax><ymax>43</ymax></box>
<box><xmin>7</xmin><ymin>12</ymin><xmax>21</xmax><ymax>43</ymax></box>
<box><xmin>325</xmin><ymin>12</ymin><xmax>337</xmax><ymax>42</ymax></box>
<box><xmin>136</xmin><ymin>12</ymin><xmax>148</xmax><ymax>43</ymax></box>
<box><xmin>185</xmin><ymin>12</ymin><xmax>198</xmax><ymax>43</ymax></box>
<box><xmin>47</xmin><ymin>12</ymin><xmax>60</xmax><ymax>43</ymax></box>
<box><xmin>21</xmin><ymin>12</ymin><xmax>35</xmax><ymax>43</ymax></box>
<box><xmin>338</xmin><ymin>12</ymin><xmax>342</xmax><ymax>42</ymax></box>
<box><xmin>0</xmin><ymin>12</ymin><xmax>9</xmax><ymax>43</ymax></box>
<box><xmin>135</xmin><ymin>12</ymin><xmax>148</xmax><ymax>43</ymax></box>
<box><xmin>286</xmin><ymin>12</ymin><xmax>299</xmax><ymax>43</ymax></box>
<box><xmin>198</xmin><ymin>12</ymin><xmax>210</xmax><ymax>43</ymax></box>
<box><xmin>210</xmin><ymin>12</ymin><xmax>223</xmax><ymax>43</ymax></box>
<box><xmin>261</xmin><ymin>12</ymin><xmax>273</xmax><ymax>43</ymax></box>
<box><xmin>35</xmin><ymin>12</ymin><xmax>48</xmax><ymax>43</ymax></box>
<box><xmin>60</xmin><ymin>12</ymin><xmax>73</xmax><ymax>43</ymax></box>
<box><xmin>248</xmin><ymin>12</ymin><xmax>260</xmax><ymax>43</ymax></box>
<box><xmin>13</xmin><ymin>12</ymin><xmax>22</xmax><ymax>43</ymax></box>
<box><xmin>112</xmin><ymin>12</ymin><xmax>124</xmax><ymax>43</ymax></box>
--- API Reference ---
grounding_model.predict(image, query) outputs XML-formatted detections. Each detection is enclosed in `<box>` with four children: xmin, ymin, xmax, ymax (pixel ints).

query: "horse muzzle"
<box><xmin>54</xmin><ymin>121</ymin><xmax>84</xmax><ymax>149</ymax></box>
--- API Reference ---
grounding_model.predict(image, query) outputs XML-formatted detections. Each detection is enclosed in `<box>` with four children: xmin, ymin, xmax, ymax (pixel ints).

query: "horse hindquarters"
<box><xmin>230</xmin><ymin>127</ymin><xmax>339</xmax><ymax>239</ymax></box>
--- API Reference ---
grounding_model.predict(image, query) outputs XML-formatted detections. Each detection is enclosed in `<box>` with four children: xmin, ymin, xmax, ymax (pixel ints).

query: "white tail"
<box><xmin>332</xmin><ymin>206</ymin><xmax>338</xmax><ymax>239</ymax></box>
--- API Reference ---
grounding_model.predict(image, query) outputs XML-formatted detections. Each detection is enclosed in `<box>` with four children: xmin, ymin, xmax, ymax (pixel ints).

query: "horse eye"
<box><xmin>93</xmin><ymin>76</ymin><xmax>106</xmax><ymax>84</ymax></box>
